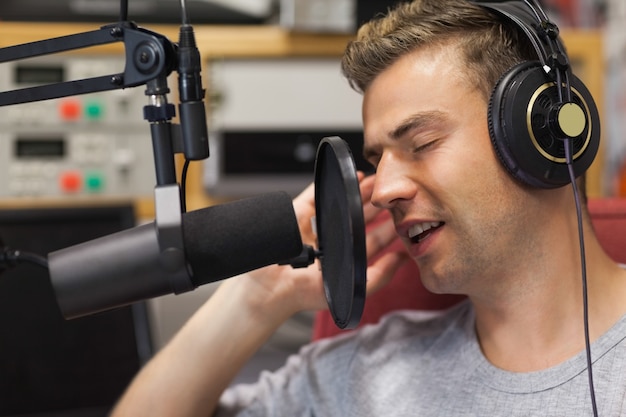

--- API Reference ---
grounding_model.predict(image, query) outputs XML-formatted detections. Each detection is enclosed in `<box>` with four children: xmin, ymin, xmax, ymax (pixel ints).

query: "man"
<box><xmin>112</xmin><ymin>0</ymin><xmax>626</xmax><ymax>415</ymax></box>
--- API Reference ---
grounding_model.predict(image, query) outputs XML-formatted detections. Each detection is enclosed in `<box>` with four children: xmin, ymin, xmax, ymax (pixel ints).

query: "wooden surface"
<box><xmin>0</xmin><ymin>22</ymin><xmax>353</xmax><ymax>58</ymax></box>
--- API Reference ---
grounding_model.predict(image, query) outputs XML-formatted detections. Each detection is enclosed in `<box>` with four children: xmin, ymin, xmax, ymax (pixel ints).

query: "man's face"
<box><xmin>362</xmin><ymin>45</ymin><xmax>544</xmax><ymax>297</ymax></box>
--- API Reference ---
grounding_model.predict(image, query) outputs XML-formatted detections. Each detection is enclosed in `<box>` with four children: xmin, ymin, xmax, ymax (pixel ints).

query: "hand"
<box><xmin>241</xmin><ymin>174</ymin><xmax>408</xmax><ymax>321</ymax></box>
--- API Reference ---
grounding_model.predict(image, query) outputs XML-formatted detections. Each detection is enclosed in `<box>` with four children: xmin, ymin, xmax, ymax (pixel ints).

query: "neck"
<box><xmin>471</xmin><ymin>221</ymin><xmax>626</xmax><ymax>372</ymax></box>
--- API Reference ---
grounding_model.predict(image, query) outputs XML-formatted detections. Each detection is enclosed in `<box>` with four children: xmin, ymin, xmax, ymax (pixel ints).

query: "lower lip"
<box><xmin>406</xmin><ymin>225</ymin><xmax>443</xmax><ymax>258</ymax></box>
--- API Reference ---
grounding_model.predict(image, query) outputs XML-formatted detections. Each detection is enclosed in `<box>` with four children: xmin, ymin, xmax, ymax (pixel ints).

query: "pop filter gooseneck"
<box><xmin>314</xmin><ymin>136</ymin><xmax>367</xmax><ymax>329</ymax></box>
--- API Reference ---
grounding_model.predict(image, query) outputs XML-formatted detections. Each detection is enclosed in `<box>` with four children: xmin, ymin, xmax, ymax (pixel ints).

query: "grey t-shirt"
<box><xmin>216</xmin><ymin>300</ymin><xmax>626</xmax><ymax>416</ymax></box>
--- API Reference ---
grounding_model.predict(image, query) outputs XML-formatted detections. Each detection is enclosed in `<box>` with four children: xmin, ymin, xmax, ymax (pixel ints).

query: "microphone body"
<box><xmin>49</xmin><ymin>192</ymin><xmax>302</xmax><ymax>319</ymax></box>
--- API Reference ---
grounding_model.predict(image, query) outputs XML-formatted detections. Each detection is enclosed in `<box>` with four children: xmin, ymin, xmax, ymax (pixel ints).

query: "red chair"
<box><xmin>312</xmin><ymin>198</ymin><xmax>626</xmax><ymax>340</ymax></box>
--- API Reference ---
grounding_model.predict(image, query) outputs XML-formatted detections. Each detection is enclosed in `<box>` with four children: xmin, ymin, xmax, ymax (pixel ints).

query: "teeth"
<box><xmin>408</xmin><ymin>221</ymin><xmax>442</xmax><ymax>239</ymax></box>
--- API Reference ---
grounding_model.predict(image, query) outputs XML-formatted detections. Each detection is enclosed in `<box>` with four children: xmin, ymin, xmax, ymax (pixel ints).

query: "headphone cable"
<box><xmin>523</xmin><ymin>0</ymin><xmax>550</xmax><ymax>23</ymax></box>
<box><xmin>564</xmin><ymin>138</ymin><xmax>599</xmax><ymax>417</ymax></box>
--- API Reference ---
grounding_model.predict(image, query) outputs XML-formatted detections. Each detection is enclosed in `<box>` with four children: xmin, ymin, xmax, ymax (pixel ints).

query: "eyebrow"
<box><xmin>389</xmin><ymin>111</ymin><xmax>447</xmax><ymax>141</ymax></box>
<box><xmin>363</xmin><ymin>110</ymin><xmax>448</xmax><ymax>161</ymax></box>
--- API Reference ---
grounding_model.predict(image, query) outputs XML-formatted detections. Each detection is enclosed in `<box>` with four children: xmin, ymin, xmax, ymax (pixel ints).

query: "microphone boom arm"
<box><xmin>0</xmin><ymin>22</ymin><xmax>177</xmax><ymax>107</ymax></box>
<box><xmin>0</xmin><ymin>20</ymin><xmax>197</xmax><ymax>297</ymax></box>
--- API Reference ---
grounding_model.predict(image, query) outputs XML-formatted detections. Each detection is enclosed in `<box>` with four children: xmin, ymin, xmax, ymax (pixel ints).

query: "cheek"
<box><xmin>425</xmin><ymin>141</ymin><xmax>507</xmax><ymax>194</ymax></box>
<box><xmin>425</xmin><ymin>135</ymin><xmax>521</xmax><ymax>221</ymax></box>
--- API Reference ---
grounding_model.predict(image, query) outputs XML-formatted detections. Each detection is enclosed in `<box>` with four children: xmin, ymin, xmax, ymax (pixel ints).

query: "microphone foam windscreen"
<box><xmin>183</xmin><ymin>191</ymin><xmax>302</xmax><ymax>285</ymax></box>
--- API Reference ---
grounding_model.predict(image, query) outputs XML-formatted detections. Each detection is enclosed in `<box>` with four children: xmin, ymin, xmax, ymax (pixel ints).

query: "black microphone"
<box><xmin>48</xmin><ymin>192</ymin><xmax>302</xmax><ymax>319</ymax></box>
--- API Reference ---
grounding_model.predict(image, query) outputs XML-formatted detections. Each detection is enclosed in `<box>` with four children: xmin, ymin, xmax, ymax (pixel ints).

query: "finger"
<box><xmin>359</xmin><ymin>174</ymin><xmax>375</xmax><ymax>204</ymax></box>
<box><xmin>359</xmin><ymin>175</ymin><xmax>387</xmax><ymax>224</ymax></box>
<box><xmin>365</xmin><ymin>217</ymin><xmax>398</xmax><ymax>259</ymax></box>
<box><xmin>363</xmin><ymin>202</ymin><xmax>384</xmax><ymax>225</ymax></box>
<box><xmin>292</xmin><ymin>182</ymin><xmax>317</xmax><ymax>241</ymax></box>
<box><xmin>293</xmin><ymin>182</ymin><xmax>315</xmax><ymax>214</ymax></box>
<box><xmin>365</xmin><ymin>251</ymin><xmax>410</xmax><ymax>296</ymax></box>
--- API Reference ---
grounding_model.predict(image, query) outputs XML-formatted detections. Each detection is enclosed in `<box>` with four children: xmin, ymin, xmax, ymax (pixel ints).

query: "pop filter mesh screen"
<box><xmin>315</xmin><ymin>137</ymin><xmax>366</xmax><ymax>329</ymax></box>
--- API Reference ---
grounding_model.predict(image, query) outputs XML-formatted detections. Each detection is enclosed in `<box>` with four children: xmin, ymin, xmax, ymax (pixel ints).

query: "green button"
<box><xmin>84</xmin><ymin>101</ymin><xmax>104</xmax><ymax>120</ymax></box>
<box><xmin>85</xmin><ymin>172</ymin><xmax>104</xmax><ymax>192</ymax></box>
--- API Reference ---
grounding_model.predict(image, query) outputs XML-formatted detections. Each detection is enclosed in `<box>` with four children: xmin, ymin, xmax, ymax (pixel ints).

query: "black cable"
<box><xmin>180</xmin><ymin>0</ymin><xmax>190</xmax><ymax>26</ymax></box>
<box><xmin>1</xmin><ymin>247</ymin><xmax>49</xmax><ymax>272</ymax></box>
<box><xmin>15</xmin><ymin>251</ymin><xmax>49</xmax><ymax>269</ymax></box>
<box><xmin>181</xmin><ymin>159</ymin><xmax>191</xmax><ymax>213</ymax></box>
<box><xmin>120</xmin><ymin>0</ymin><xmax>129</xmax><ymax>22</ymax></box>
<box><xmin>563</xmin><ymin>138</ymin><xmax>599</xmax><ymax>417</ymax></box>
<box><xmin>563</xmin><ymin>70</ymin><xmax>573</xmax><ymax>103</ymax></box>
<box><xmin>524</xmin><ymin>0</ymin><xmax>550</xmax><ymax>23</ymax></box>
<box><xmin>555</xmin><ymin>68</ymin><xmax>564</xmax><ymax>104</ymax></box>
<box><xmin>177</xmin><ymin>0</ymin><xmax>204</xmax><ymax>213</ymax></box>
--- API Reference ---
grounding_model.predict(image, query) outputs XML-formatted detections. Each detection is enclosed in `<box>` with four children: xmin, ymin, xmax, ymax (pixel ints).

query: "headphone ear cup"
<box><xmin>487</xmin><ymin>61</ymin><xmax>600</xmax><ymax>189</ymax></box>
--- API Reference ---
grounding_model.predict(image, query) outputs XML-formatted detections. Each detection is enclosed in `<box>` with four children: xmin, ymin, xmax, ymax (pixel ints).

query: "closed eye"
<box><xmin>412</xmin><ymin>139</ymin><xmax>439</xmax><ymax>155</ymax></box>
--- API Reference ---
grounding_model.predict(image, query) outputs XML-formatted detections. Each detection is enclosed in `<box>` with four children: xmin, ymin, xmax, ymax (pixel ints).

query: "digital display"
<box><xmin>222</xmin><ymin>130</ymin><xmax>373</xmax><ymax>174</ymax></box>
<box><xmin>15</xmin><ymin>65</ymin><xmax>64</xmax><ymax>84</ymax></box>
<box><xmin>15</xmin><ymin>138</ymin><xmax>65</xmax><ymax>158</ymax></box>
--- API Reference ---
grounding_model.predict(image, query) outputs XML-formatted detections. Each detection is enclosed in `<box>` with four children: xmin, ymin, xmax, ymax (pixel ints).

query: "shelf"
<box><xmin>0</xmin><ymin>22</ymin><xmax>354</xmax><ymax>58</ymax></box>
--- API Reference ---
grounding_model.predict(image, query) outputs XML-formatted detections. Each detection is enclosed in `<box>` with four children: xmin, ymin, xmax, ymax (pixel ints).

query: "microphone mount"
<box><xmin>0</xmin><ymin>22</ymin><xmax>177</xmax><ymax>106</ymax></box>
<box><xmin>0</xmin><ymin>19</ymin><xmax>201</xmax><ymax>295</ymax></box>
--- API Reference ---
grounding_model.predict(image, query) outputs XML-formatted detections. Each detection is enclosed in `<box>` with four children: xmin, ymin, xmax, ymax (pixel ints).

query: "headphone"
<box><xmin>475</xmin><ymin>0</ymin><xmax>600</xmax><ymax>189</ymax></box>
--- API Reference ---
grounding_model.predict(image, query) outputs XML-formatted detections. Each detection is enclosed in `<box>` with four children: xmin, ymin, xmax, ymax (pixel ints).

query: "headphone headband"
<box><xmin>475</xmin><ymin>1</ymin><xmax>553</xmax><ymax>66</ymax></box>
<box><xmin>474</xmin><ymin>1</ymin><xmax>572</xmax><ymax>92</ymax></box>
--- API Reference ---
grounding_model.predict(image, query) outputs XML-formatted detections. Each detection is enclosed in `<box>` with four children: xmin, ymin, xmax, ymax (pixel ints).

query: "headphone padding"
<box><xmin>487</xmin><ymin>61</ymin><xmax>600</xmax><ymax>188</ymax></box>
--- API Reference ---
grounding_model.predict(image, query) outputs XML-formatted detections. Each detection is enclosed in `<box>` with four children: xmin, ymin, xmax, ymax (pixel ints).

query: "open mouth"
<box><xmin>408</xmin><ymin>221</ymin><xmax>444</xmax><ymax>244</ymax></box>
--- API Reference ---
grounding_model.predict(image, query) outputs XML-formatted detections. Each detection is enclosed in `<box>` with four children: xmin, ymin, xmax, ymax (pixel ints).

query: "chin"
<box><xmin>419</xmin><ymin>268</ymin><xmax>465</xmax><ymax>296</ymax></box>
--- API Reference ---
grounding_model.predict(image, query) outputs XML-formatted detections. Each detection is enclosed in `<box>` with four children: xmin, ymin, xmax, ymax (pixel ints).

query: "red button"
<box><xmin>59</xmin><ymin>171</ymin><xmax>82</xmax><ymax>193</ymax></box>
<box><xmin>59</xmin><ymin>99</ymin><xmax>81</xmax><ymax>121</ymax></box>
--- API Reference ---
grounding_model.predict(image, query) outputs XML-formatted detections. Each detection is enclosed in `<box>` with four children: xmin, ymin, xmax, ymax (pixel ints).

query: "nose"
<box><xmin>370</xmin><ymin>152</ymin><xmax>417</xmax><ymax>209</ymax></box>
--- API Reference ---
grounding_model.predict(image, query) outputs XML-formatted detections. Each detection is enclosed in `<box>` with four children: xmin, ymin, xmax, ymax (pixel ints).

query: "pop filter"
<box><xmin>314</xmin><ymin>136</ymin><xmax>367</xmax><ymax>329</ymax></box>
